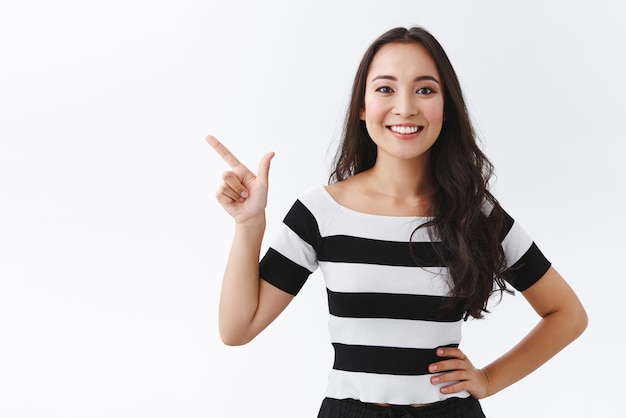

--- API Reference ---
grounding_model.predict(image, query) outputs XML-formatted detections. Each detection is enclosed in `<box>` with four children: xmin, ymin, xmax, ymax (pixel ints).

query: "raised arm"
<box><xmin>207</xmin><ymin>135</ymin><xmax>294</xmax><ymax>346</ymax></box>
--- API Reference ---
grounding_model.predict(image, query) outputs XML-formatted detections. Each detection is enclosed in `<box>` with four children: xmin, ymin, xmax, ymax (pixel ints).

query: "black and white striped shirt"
<box><xmin>259</xmin><ymin>185</ymin><xmax>550</xmax><ymax>405</ymax></box>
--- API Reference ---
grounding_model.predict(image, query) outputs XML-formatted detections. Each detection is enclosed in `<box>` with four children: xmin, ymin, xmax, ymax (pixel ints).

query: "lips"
<box><xmin>388</xmin><ymin>125</ymin><xmax>423</xmax><ymax>134</ymax></box>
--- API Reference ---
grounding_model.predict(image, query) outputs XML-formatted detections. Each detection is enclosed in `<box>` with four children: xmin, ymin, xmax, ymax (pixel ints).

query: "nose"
<box><xmin>393</xmin><ymin>90</ymin><xmax>418</xmax><ymax>118</ymax></box>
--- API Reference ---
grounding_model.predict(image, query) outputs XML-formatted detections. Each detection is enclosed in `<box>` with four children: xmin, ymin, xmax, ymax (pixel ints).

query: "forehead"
<box><xmin>367</xmin><ymin>42</ymin><xmax>440</xmax><ymax>81</ymax></box>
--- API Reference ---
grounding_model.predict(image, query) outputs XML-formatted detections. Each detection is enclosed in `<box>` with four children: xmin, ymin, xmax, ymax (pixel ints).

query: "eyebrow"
<box><xmin>371</xmin><ymin>75</ymin><xmax>440</xmax><ymax>84</ymax></box>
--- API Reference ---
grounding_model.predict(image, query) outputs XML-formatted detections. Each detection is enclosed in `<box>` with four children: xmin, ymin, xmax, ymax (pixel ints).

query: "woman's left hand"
<box><xmin>429</xmin><ymin>347</ymin><xmax>490</xmax><ymax>399</ymax></box>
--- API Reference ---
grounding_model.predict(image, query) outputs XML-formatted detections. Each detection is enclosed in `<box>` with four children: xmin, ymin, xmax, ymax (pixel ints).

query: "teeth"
<box><xmin>390</xmin><ymin>125</ymin><xmax>421</xmax><ymax>134</ymax></box>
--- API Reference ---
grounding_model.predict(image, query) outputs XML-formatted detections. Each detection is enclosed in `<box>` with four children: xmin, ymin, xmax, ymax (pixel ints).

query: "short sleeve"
<box><xmin>259</xmin><ymin>199</ymin><xmax>321</xmax><ymax>295</ymax></box>
<box><xmin>500</xmin><ymin>211</ymin><xmax>552</xmax><ymax>291</ymax></box>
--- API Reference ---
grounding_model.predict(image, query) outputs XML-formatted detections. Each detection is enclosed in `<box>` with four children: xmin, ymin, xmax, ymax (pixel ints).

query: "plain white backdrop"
<box><xmin>1</xmin><ymin>1</ymin><xmax>624</xmax><ymax>417</ymax></box>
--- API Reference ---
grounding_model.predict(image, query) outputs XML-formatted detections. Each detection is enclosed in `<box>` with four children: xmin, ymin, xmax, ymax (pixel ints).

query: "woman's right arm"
<box><xmin>207</xmin><ymin>135</ymin><xmax>294</xmax><ymax>346</ymax></box>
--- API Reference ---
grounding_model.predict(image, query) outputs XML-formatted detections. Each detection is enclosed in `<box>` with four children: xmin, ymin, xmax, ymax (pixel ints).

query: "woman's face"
<box><xmin>360</xmin><ymin>42</ymin><xmax>444</xmax><ymax>164</ymax></box>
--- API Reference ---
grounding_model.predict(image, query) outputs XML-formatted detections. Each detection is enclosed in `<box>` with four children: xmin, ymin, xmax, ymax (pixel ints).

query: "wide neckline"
<box><xmin>319</xmin><ymin>185</ymin><xmax>432</xmax><ymax>220</ymax></box>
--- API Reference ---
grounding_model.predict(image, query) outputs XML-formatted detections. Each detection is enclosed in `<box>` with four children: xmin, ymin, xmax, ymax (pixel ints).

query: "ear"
<box><xmin>359</xmin><ymin>107</ymin><xmax>365</xmax><ymax>121</ymax></box>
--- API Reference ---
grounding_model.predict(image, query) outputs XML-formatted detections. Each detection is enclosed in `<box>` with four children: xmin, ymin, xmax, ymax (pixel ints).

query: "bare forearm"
<box><xmin>218</xmin><ymin>216</ymin><xmax>266</xmax><ymax>344</ymax></box>
<box><xmin>482</xmin><ymin>304</ymin><xmax>587</xmax><ymax>397</ymax></box>
<box><xmin>207</xmin><ymin>136</ymin><xmax>282</xmax><ymax>345</ymax></box>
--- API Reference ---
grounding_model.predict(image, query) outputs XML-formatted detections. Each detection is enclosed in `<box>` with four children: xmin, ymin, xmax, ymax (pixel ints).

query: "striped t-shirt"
<box><xmin>259</xmin><ymin>185</ymin><xmax>551</xmax><ymax>405</ymax></box>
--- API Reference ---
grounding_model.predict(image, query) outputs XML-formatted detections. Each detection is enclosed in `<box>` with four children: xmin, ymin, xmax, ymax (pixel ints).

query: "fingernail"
<box><xmin>431</xmin><ymin>376</ymin><xmax>440</xmax><ymax>383</ymax></box>
<box><xmin>240</xmin><ymin>191</ymin><xmax>248</xmax><ymax>198</ymax></box>
<box><xmin>430</xmin><ymin>365</ymin><xmax>438</xmax><ymax>372</ymax></box>
<box><xmin>437</xmin><ymin>349</ymin><xmax>444</xmax><ymax>355</ymax></box>
<box><xmin>441</xmin><ymin>387</ymin><xmax>448</xmax><ymax>393</ymax></box>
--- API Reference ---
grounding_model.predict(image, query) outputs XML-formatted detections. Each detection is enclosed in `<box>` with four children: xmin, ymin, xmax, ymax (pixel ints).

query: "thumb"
<box><xmin>257</xmin><ymin>151</ymin><xmax>275</xmax><ymax>184</ymax></box>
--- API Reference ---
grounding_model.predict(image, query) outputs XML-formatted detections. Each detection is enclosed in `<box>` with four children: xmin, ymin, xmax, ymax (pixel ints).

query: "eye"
<box><xmin>375</xmin><ymin>86</ymin><xmax>394</xmax><ymax>93</ymax></box>
<box><xmin>417</xmin><ymin>87</ymin><xmax>435</xmax><ymax>95</ymax></box>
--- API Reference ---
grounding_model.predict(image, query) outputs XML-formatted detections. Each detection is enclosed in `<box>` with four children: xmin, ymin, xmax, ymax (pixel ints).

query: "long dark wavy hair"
<box><xmin>330</xmin><ymin>27</ymin><xmax>512</xmax><ymax>319</ymax></box>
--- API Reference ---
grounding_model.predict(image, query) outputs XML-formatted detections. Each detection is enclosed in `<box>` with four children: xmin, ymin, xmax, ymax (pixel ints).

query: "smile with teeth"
<box><xmin>389</xmin><ymin>125</ymin><xmax>422</xmax><ymax>134</ymax></box>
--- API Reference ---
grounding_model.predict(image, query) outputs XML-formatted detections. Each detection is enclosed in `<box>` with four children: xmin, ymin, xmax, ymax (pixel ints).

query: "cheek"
<box><xmin>423</xmin><ymin>101</ymin><xmax>445</xmax><ymax>125</ymax></box>
<box><xmin>362</xmin><ymin>101</ymin><xmax>385</xmax><ymax>123</ymax></box>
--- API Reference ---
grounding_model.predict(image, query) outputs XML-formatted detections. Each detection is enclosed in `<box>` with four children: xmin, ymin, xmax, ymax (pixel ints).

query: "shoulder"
<box><xmin>295</xmin><ymin>184</ymin><xmax>337</xmax><ymax>208</ymax></box>
<box><xmin>324</xmin><ymin>173</ymin><xmax>370</xmax><ymax>210</ymax></box>
<box><xmin>298</xmin><ymin>176</ymin><xmax>371</xmax><ymax>212</ymax></box>
<box><xmin>286</xmin><ymin>184</ymin><xmax>342</xmax><ymax>224</ymax></box>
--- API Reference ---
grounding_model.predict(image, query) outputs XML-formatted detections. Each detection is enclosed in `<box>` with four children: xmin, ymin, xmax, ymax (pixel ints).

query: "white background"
<box><xmin>1</xmin><ymin>1</ymin><xmax>624</xmax><ymax>417</ymax></box>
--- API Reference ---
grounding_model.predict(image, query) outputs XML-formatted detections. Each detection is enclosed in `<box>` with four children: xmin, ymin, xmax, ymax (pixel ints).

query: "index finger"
<box><xmin>206</xmin><ymin>135</ymin><xmax>246</xmax><ymax>170</ymax></box>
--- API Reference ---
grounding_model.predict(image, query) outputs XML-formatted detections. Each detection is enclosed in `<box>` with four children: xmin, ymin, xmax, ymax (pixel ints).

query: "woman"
<box><xmin>207</xmin><ymin>27</ymin><xmax>587</xmax><ymax>418</ymax></box>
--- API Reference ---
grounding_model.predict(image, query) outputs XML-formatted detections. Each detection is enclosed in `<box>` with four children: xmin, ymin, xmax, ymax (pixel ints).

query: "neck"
<box><xmin>366</xmin><ymin>153</ymin><xmax>432</xmax><ymax>199</ymax></box>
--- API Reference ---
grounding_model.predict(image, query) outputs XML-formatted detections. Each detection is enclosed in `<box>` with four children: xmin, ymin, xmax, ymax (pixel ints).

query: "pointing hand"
<box><xmin>206</xmin><ymin>135</ymin><xmax>274</xmax><ymax>223</ymax></box>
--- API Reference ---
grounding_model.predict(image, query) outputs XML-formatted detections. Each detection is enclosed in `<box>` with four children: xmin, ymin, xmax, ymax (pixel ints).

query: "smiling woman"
<box><xmin>361</xmin><ymin>43</ymin><xmax>444</xmax><ymax>165</ymax></box>
<box><xmin>2</xmin><ymin>1</ymin><xmax>623</xmax><ymax>417</ymax></box>
<box><xmin>207</xmin><ymin>26</ymin><xmax>587</xmax><ymax>418</ymax></box>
